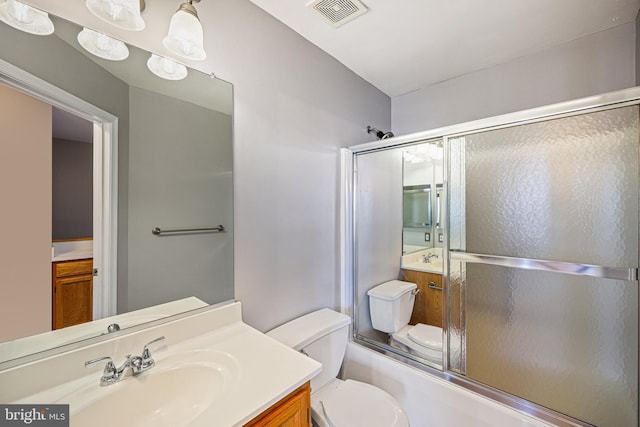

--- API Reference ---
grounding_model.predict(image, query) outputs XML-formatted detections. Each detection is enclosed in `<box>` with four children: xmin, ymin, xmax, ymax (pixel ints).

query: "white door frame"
<box><xmin>0</xmin><ymin>58</ymin><xmax>118</xmax><ymax>319</ymax></box>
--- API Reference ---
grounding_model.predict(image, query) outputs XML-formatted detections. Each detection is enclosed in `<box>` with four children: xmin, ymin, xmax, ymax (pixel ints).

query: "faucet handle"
<box><xmin>85</xmin><ymin>356</ymin><xmax>119</xmax><ymax>385</ymax></box>
<box><xmin>141</xmin><ymin>336</ymin><xmax>166</xmax><ymax>370</ymax></box>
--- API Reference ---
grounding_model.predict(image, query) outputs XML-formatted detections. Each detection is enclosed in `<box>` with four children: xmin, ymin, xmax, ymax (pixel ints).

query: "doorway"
<box><xmin>0</xmin><ymin>58</ymin><xmax>117</xmax><ymax>340</ymax></box>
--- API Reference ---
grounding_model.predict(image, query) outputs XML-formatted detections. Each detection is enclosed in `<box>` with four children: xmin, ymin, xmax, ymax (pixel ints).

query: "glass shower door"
<box><xmin>448</xmin><ymin>105</ymin><xmax>639</xmax><ymax>427</ymax></box>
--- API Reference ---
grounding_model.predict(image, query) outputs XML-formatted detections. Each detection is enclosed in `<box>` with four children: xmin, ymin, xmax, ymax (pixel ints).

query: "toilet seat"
<box><xmin>312</xmin><ymin>379</ymin><xmax>409</xmax><ymax>427</ymax></box>
<box><xmin>407</xmin><ymin>323</ymin><xmax>442</xmax><ymax>351</ymax></box>
<box><xmin>392</xmin><ymin>324</ymin><xmax>442</xmax><ymax>363</ymax></box>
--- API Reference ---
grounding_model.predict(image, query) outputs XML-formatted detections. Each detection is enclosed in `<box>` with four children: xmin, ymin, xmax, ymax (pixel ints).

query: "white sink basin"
<box><xmin>68</xmin><ymin>350</ymin><xmax>239</xmax><ymax>427</ymax></box>
<box><xmin>422</xmin><ymin>260</ymin><xmax>443</xmax><ymax>271</ymax></box>
<box><xmin>401</xmin><ymin>248</ymin><xmax>443</xmax><ymax>273</ymax></box>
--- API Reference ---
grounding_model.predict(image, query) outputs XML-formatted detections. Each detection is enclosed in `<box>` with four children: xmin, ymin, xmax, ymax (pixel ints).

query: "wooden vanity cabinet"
<box><xmin>244</xmin><ymin>382</ymin><xmax>311</xmax><ymax>427</ymax></box>
<box><xmin>402</xmin><ymin>269</ymin><xmax>443</xmax><ymax>328</ymax></box>
<box><xmin>52</xmin><ymin>259</ymin><xmax>93</xmax><ymax>330</ymax></box>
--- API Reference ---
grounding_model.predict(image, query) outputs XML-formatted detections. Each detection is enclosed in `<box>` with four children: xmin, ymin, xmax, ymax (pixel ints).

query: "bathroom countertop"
<box><xmin>401</xmin><ymin>264</ymin><xmax>443</xmax><ymax>274</ymax></box>
<box><xmin>52</xmin><ymin>239</ymin><xmax>93</xmax><ymax>262</ymax></box>
<box><xmin>401</xmin><ymin>248</ymin><xmax>443</xmax><ymax>274</ymax></box>
<box><xmin>0</xmin><ymin>297</ymin><xmax>209</xmax><ymax>363</ymax></box>
<box><xmin>176</xmin><ymin>321</ymin><xmax>322</xmax><ymax>426</ymax></box>
<box><xmin>5</xmin><ymin>302</ymin><xmax>321</xmax><ymax>427</ymax></box>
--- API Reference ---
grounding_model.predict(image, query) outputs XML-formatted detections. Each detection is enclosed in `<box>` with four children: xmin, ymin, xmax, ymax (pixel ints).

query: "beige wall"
<box><xmin>0</xmin><ymin>83</ymin><xmax>52</xmax><ymax>341</ymax></box>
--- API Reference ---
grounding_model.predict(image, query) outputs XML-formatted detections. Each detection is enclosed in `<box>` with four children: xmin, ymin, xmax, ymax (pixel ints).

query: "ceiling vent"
<box><xmin>307</xmin><ymin>0</ymin><xmax>368</xmax><ymax>28</ymax></box>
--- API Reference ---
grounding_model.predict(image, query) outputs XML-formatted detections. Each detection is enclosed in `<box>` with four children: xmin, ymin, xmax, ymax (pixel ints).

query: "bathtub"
<box><xmin>342</xmin><ymin>342</ymin><xmax>553</xmax><ymax>427</ymax></box>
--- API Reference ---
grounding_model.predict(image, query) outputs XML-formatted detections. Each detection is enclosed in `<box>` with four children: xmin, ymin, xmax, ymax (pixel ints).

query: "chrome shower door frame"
<box><xmin>346</xmin><ymin>86</ymin><xmax>640</xmax><ymax>427</ymax></box>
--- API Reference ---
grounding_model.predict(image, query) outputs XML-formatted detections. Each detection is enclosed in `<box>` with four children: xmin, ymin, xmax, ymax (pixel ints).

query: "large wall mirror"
<box><xmin>0</xmin><ymin>10</ymin><xmax>233</xmax><ymax>365</ymax></box>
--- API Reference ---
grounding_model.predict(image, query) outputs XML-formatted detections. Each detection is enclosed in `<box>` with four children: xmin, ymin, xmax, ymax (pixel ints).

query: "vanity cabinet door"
<box><xmin>402</xmin><ymin>269</ymin><xmax>443</xmax><ymax>328</ymax></box>
<box><xmin>52</xmin><ymin>259</ymin><xmax>93</xmax><ymax>329</ymax></box>
<box><xmin>244</xmin><ymin>382</ymin><xmax>311</xmax><ymax>427</ymax></box>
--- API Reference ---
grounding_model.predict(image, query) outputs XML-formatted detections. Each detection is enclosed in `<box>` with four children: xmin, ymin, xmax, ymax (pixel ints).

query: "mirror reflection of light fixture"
<box><xmin>147</xmin><ymin>54</ymin><xmax>188</xmax><ymax>80</ymax></box>
<box><xmin>78</xmin><ymin>27</ymin><xmax>129</xmax><ymax>61</ymax></box>
<box><xmin>85</xmin><ymin>0</ymin><xmax>145</xmax><ymax>31</ymax></box>
<box><xmin>162</xmin><ymin>0</ymin><xmax>206</xmax><ymax>61</ymax></box>
<box><xmin>0</xmin><ymin>0</ymin><xmax>54</xmax><ymax>35</ymax></box>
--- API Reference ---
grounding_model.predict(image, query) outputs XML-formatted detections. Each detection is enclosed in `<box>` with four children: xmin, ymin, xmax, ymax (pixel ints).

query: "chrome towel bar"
<box><xmin>152</xmin><ymin>225</ymin><xmax>225</xmax><ymax>236</ymax></box>
<box><xmin>428</xmin><ymin>281</ymin><xmax>443</xmax><ymax>291</ymax></box>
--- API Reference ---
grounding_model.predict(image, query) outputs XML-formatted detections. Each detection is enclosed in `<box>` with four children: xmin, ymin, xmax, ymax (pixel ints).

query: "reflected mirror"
<box><xmin>0</xmin><ymin>11</ymin><xmax>233</xmax><ymax>364</ymax></box>
<box><xmin>354</xmin><ymin>140</ymin><xmax>445</xmax><ymax>371</ymax></box>
<box><xmin>401</xmin><ymin>141</ymin><xmax>444</xmax><ymax>255</ymax></box>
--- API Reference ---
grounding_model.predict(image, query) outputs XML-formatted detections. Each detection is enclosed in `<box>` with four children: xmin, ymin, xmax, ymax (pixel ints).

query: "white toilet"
<box><xmin>267</xmin><ymin>308</ymin><xmax>409</xmax><ymax>427</ymax></box>
<box><xmin>368</xmin><ymin>280</ymin><xmax>443</xmax><ymax>365</ymax></box>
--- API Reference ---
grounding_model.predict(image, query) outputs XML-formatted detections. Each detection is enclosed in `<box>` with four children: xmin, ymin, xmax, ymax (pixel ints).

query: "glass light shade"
<box><xmin>146</xmin><ymin>54</ymin><xmax>188</xmax><ymax>80</ymax></box>
<box><xmin>162</xmin><ymin>8</ymin><xmax>206</xmax><ymax>60</ymax></box>
<box><xmin>77</xmin><ymin>28</ymin><xmax>129</xmax><ymax>61</ymax></box>
<box><xmin>85</xmin><ymin>0</ymin><xmax>145</xmax><ymax>31</ymax></box>
<box><xmin>0</xmin><ymin>0</ymin><xmax>54</xmax><ymax>35</ymax></box>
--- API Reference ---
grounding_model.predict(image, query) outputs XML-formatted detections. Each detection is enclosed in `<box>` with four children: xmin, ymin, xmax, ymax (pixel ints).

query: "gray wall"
<box><xmin>52</xmin><ymin>138</ymin><xmax>93</xmax><ymax>240</ymax></box>
<box><xmin>393</xmin><ymin>23</ymin><xmax>636</xmax><ymax>134</ymax></box>
<box><xmin>126</xmin><ymin>86</ymin><xmax>233</xmax><ymax>311</ymax></box>
<box><xmin>211</xmin><ymin>1</ymin><xmax>391</xmax><ymax>330</ymax></box>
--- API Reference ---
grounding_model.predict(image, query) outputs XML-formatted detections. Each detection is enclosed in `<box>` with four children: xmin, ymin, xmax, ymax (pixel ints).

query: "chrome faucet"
<box><xmin>422</xmin><ymin>253</ymin><xmax>439</xmax><ymax>264</ymax></box>
<box><xmin>85</xmin><ymin>336</ymin><xmax>165</xmax><ymax>386</ymax></box>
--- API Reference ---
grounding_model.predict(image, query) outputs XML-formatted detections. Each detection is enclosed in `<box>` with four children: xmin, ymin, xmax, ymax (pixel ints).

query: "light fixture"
<box><xmin>162</xmin><ymin>0</ymin><xmax>206</xmax><ymax>61</ymax></box>
<box><xmin>78</xmin><ymin>27</ymin><xmax>129</xmax><ymax>61</ymax></box>
<box><xmin>0</xmin><ymin>0</ymin><xmax>54</xmax><ymax>35</ymax></box>
<box><xmin>85</xmin><ymin>0</ymin><xmax>145</xmax><ymax>31</ymax></box>
<box><xmin>146</xmin><ymin>54</ymin><xmax>188</xmax><ymax>80</ymax></box>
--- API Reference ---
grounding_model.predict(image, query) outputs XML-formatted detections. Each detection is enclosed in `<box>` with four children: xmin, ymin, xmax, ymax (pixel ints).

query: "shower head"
<box><xmin>367</xmin><ymin>125</ymin><xmax>394</xmax><ymax>140</ymax></box>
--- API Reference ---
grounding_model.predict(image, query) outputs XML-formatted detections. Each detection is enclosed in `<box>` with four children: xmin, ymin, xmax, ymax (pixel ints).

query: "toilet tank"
<box><xmin>367</xmin><ymin>280</ymin><xmax>417</xmax><ymax>333</ymax></box>
<box><xmin>266</xmin><ymin>309</ymin><xmax>350</xmax><ymax>392</ymax></box>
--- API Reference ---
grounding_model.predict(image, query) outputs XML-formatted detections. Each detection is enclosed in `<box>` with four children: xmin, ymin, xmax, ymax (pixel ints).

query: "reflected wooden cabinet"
<box><xmin>402</xmin><ymin>269</ymin><xmax>443</xmax><ymax>328</ymax></box>
<box><xmin>244</xmin><ymin>382</ymin><xmax>311</xmax><ymax>427</ymax></box>
<box><xmin>52</xmin><ymin>259</ymin><xmax>93</xmax><ymax>330</ymax></box>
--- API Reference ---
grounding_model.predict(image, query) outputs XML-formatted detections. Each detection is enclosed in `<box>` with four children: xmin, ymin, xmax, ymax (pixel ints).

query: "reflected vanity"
<box><xmin>0</xmin><ymin>10</ymin><xmax>233</xmax><ymax>366</ymax></box>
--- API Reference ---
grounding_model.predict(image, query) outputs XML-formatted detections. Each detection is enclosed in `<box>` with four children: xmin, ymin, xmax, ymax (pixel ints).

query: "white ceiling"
<box><xmin>21</xmin><ymin>0</ymin><xmax>640</xmax><ymax>99</ymax></box>
<box><xmin>249</xmin><ymin>0</ymin><xmax>640</xmax><ymax>97</ymax></box>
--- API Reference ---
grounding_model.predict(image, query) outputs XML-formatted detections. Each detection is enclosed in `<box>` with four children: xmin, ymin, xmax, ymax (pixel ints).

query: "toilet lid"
<box><xmin>408</xmin><ymin>324</ymin><xmax>442</xmax><ymax>351</ymax></box>
<box><xmin>320</xmin><ymin>380</ymin><xmax>408</xmax><ymax>427</ymax></box>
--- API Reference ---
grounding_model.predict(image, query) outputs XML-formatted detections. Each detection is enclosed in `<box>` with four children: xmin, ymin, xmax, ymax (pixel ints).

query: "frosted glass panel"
<box><xmin>450</xmin><ymin>106</ymin><xmax>639</xmax><ymax>267</ymax></box>
<box><xmin>462</xmin><ymin>263</ymin><xmax>638</xmax><ymax>427</ymax></box>
<box><xmin>448</xmin><ymin>105</ymin><xmax>639</xmax><ymax>426</ymax></box>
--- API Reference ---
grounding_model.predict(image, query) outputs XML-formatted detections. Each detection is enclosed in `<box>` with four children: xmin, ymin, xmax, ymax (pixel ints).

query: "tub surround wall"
<box><xmin>393</xmin><ymin>22</ymin><xmax>636</xmax><ymax>134</ymax></box>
